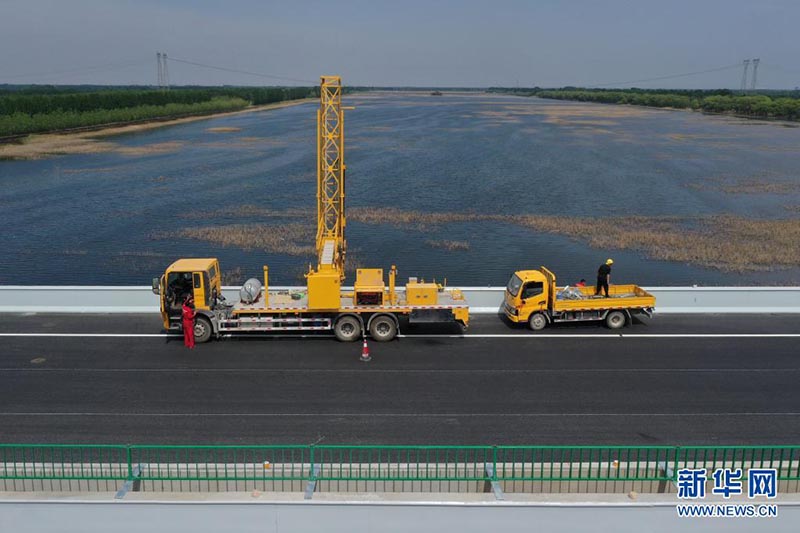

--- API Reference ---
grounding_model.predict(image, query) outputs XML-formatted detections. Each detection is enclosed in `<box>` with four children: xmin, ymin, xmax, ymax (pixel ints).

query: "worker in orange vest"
<box><xmin>182</xmin><ymin>296</ymin><xmax>196</xmax><ymax>349</ymax></box>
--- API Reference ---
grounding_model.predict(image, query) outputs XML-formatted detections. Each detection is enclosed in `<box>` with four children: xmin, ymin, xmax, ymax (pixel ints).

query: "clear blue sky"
<box><xmin>2</xmin><ymin>0</ymin><xmax>798</xmax><ymax>88</ymax></box>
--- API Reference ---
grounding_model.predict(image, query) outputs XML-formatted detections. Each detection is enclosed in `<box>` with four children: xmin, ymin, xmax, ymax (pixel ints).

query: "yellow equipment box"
<box><xmin>307</xmin><ymin>271</ymin><xmax>341</xmax><ymax>309</ymax></box>
<box><xmin>406</xmin><ymin>281</ymin><xmax>439</xmax><ymax>305</ymax></box>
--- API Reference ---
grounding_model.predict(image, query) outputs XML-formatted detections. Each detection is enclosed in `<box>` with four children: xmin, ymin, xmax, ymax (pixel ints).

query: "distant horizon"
<box><xmin>2</xmin><ymin>83</ymin><xmax>798</xmax><ymax>92</ymax></box>
<box><xmin>1</xmin><ymin>1</ymin><xmax>798</xmax><ymax>88</ymax></box>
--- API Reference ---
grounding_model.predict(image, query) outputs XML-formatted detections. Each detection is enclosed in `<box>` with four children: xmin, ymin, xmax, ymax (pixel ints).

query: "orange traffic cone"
<box><xmin>360</xmin><ymin>336</ymin><xmax>371</xmax><ymax>362</ymax></box>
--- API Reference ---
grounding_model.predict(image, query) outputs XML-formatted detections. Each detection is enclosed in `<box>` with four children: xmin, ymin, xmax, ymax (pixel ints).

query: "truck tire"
<box><xmin>334</xmin><ymin>315</ymin><xmax>362</xmax><ymax>342</ymax></box>
<box><xmin>528</xmin><ymin>312</ymin><xmax>548</xmax><ymax>331</ymax></box>
<box><xmin>369</xmin><ymin>315</ymin><xmax>397</xmax><ymax>342</ymax></box>
<box><xmin>606</xmin><ymin>310</ymin><xmax>626</xmax><ymax>329</ymax></box>
<box><xmin>194</xmin><ymin>316</ymin><xmax>213</xmax><ymax>343</ymax></box>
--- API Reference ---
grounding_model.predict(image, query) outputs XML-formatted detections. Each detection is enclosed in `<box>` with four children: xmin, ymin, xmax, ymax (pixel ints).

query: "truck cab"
<box><xmin>503</xmin><ymin>268</ymin><xmax>551</xmax><ymax>325</ymax></box>
<box><xmin>152</xmin><ymin>258</ymin><xmax>222</xmax><ymax>332</ymax></box>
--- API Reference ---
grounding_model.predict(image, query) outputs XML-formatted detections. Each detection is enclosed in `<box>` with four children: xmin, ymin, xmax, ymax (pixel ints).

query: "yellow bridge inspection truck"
<box><xmin>503</xmin><ymin>267</ymin><xmax>656</xmax><ymax>331</ymax></box>
<box><xmin>151</xmin><ymin>76</ymin><xmax>469</xmax><ymax>343</ymax></box>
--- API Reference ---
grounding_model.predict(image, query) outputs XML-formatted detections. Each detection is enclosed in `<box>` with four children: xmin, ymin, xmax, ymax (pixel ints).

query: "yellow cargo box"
<box><xmin>406</xmin><ymin>282</ymin><xmax>439</xmax><ymax>305</ymax></box>
<box><xmin>307</xmin><ymin>271</ymin><xmax>341</xmax><ymax>309</ymax></box>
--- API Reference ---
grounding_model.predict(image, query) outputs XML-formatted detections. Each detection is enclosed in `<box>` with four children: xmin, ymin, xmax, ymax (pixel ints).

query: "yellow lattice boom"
<box><xmin>316</xmin><ymin>75</ymin><xmax>346</xmax><ymax>279</ymax></box>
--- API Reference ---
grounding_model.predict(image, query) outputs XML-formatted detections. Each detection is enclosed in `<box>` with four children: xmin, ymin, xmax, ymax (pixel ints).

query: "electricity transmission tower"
<box><xmin>740</xmin><ymin>59</ymin><xmax>751</xmax><ymax>94</ymax></box>
<box><xmin>156</xmin><ymin>52</ymin><xmax>163</xmax><ymax>88</ymax></box>
<box><xmin>750</xmin><ymin>58</ymin><xmax>760</xmax><ymax>92</ymax></box>
<box><xmin>162</xmin><ymin>53</ymin><xmax>170</xmax><ymax>90</ymax></box>
<box><xmin>156</xmin><ymin>51</ymin><xmax>170</xmax><ymax>90</ymax></box>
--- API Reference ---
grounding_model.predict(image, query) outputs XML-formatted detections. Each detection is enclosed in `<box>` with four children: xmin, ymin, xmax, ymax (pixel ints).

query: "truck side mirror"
<box><xmin>151</xmin><ymin>277</ymin><xmax>160</xmax><ymax>295</ymax></box>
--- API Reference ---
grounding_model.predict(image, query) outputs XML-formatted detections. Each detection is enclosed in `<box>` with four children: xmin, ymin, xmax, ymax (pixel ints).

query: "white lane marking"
<box><xmin>400</xmin><ymin>333</ymin><xmax>800</xmax><ymax>338</ymax></box>
<box><xmin>1</xmin><ymin>333</ymin><xmax>799</xmax><ymax>339</ymax></box>
<box><xmin>1</xmin><ymin>367</ymin><xmax>799</xmax><ymax>373</ymax></box>
<box><xmin>0</xmin><ymin>412</ymin><xmax>798</xmax><ymax>417</ymax></box>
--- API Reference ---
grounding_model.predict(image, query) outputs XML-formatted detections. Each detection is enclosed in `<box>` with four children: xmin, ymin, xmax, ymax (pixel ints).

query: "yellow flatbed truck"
<box><xmin>503</xmin><ymin>267</ymin><xmax>655</xmax><ymax>330</ymax></box>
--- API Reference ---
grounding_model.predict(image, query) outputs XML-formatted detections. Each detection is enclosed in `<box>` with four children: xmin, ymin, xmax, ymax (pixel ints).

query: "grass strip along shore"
<box><xmin>491</xmin><ymin>88</ymin><xmax>800</xmax><ymax>121</ymax></box>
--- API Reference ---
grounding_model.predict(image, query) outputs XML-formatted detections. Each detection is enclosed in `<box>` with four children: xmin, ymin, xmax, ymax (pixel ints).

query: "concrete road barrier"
<box><xmin>0</xmin><ymin>286</ymin><xmax>798</xmax><ymax>314</ymax></box>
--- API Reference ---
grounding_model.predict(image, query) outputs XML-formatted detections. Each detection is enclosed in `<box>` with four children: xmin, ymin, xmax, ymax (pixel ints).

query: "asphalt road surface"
<box><xmin>0</xmin><ymin>313</ymin><xmax>798</xmax><ymax>445</ymax></box>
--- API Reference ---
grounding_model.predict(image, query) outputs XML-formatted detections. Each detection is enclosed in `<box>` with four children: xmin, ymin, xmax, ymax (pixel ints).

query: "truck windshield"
<box><xmin>506</xmin><ymin>274</ymin><xmax>523</xmax><ymax>297</ymax></box>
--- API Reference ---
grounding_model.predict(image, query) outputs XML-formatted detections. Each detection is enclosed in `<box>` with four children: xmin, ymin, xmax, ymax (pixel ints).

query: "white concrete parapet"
<box><xmin>0</xmin><ymin>286</ymin><xmax>798</xmax><ymax>314</ymax></box>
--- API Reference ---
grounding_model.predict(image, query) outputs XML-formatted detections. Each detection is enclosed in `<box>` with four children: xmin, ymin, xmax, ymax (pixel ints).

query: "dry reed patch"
<box><xmin>688</xmin><ymin>174</ymin><xmax>800</xmax><ymax>195</ymax></box>
<box><xmin>439</xmin><ymin>127</ymin><xmax>477</xmax><ymax>133</ymax></box>
<box><xmin>667</xmin><ymin>133</ymin><xmax>728</xmax><ymax>143</ymax></box>
<box><xmin>475</xmin><ymin>111</ymin><xmax>523</xmax><ymax>123</ymax></box>
<box><xmin>569</xmin><ymin>127</ymin><xmax>617</xmax><ymax>136</ymax></box>
<box><xmin>115</xmin><ymin>250</ymin><xmax>170</xmax><ymax>258</ymax></box>
<box><xmin>507</xmin><ymin>214</ymin><xmax>800</xmax><ymax>272</ymax></box>
<box><xmin>535</xmin><ymin>104</ymin><xmax>655</xmax><ymax>119</ymax></box>
<box><xmin>178</xmin><ymin>205</ymin><xmax>312</xmax><ymax>220</ymax></box>
<box><xmin>177</xmin><ymin>223</ymin><xmax>315</xmax><ymax>256</ymax></box>
<box><xmin>199</xmin><ymin>136</ymin><xmax>285</xmax><ymax>150</ymax></box>
<box><xmin>206</xmin><ymin>127</ymin><xmax>242</xmax><ymax>133</ymax></box>
<box><xmin>719</xmin><ymin>181</ymin><xmax>798</xmax><ymax>194</ymax></box>
<box><xmin>116</xmin><ymin>141</ymin><xmax>185</xmax><ymax>156</ymax></box>
<box><xmin>349</xmin><ymin>207</ymin><xmax>493</xmax><ymax>230</ymax></box>
<box><xmin>426</xmin><ymin>240</ymin><xmax>470</xmax><ymax>251</ymax></box>
<box><xmin>235</xmin><ymin>136</ymin><xmax>285</xmax><ymax>145</ymax></box>
<box><xmin>0</xmin><ymin>135</ymin><xmax>117</xmax><ymax>159</ymax></box>
<box><xmin>665</xmin><ymin>133</ymin><xmax>750</xmax><ymax>150</ymax></box>
<box><xmin>543</xmin><ymin>118</ymin><xmax>619</xmax><ymax>127</ymax></box>
<box><xmin>61</xmin><ymin>166</ymin><xmax>120</xmax><ymax>174</ymax></box>
<box><xmin>350</xmin><ymin>207</ymin><xmax>800</xmax><ymax>272</ymax></box>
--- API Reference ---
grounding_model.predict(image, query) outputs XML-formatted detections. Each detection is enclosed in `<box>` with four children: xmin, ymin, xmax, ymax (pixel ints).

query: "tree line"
<box><xmin>488</xmin><ymin>87</ymin><xmax>800</xmax><ymax>121</ymax></box>
<box><xmin>0</xmin><ymin>86</ymin><xmax>314</xmax><ymax>136</ymax></box>
<box><xmin>0</xmin><ymin>87</ymin><xmax>313</xmax><ymax>116</ymax></box>
<box><xmin>0</xmin><ymin>98</ymin><xmax>250</xmax><ymax>137</ymax></box>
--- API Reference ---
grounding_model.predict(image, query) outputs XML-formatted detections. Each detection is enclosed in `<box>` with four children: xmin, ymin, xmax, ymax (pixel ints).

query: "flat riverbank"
<box><xmin>0</xmin><ymin>98</ymin><xmax>313</xmax><ymax>160</ymax></box>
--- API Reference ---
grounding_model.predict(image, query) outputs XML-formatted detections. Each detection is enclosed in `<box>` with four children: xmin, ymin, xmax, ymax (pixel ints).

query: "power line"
<box><xmin>760</xmin><ymin>62</ymin><xmax>800</xmax><ymax>76</ymax></box>
<box><xmin>585</xmin><ymin>63</ymin><xmax>742</xmax><ymax>88</ymax></box>
<box><xmin>166</xmin><ymin>57</ymin><xmax>316</xmax><ymax>85</ymax></box>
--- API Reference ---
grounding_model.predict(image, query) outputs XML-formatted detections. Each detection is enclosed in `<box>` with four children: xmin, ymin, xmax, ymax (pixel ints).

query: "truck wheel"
<box><xmin>369</xmin><ymin>315</ymin><xmax>397</xmax><ymax>342</ymax></box>
<box><xmin>334</xmin><ymin>315</ymin><xmax>362</xmax><ymax>342</ymax></box>
<box><xmin>194</xmin><ymin>316</ymin><xmax>213</xmax><ymax>343</ymax></box>
<box><xmin>528</xmin><ymin>312</ymin><xmax>548</xmax><ymax>331</ymax></box>
<box><xmin>606</xmin><ymin>311</ymin><xmax>626</xmax><ymax>329</ymax></box>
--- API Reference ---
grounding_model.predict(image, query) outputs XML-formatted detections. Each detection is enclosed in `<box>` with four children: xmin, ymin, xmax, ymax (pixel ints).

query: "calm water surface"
<box><xmin>1</xmin><ymin>93</ymin><xmax>799</xmax><ymax>286</ymax></box>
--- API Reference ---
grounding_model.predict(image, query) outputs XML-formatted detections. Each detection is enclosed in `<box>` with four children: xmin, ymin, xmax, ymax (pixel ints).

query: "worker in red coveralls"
<box><xmin>182</xmin><ymin>296</ymin><xmax>196</xmax><ymax>349</ymax></box>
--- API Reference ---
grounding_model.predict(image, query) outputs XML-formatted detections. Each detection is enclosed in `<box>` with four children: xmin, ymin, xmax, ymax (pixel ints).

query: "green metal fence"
<box><xmin>1</xmin><ymin>444</ymin><xmax>798</xmax><ymax>490</ymax></box>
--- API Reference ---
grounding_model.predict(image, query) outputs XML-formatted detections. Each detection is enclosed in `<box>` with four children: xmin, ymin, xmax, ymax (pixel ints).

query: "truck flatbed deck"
<box><xmin>232</xmin><ymin>290</ymin><xmax>469</xmax><ymax>314</ymax></box>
